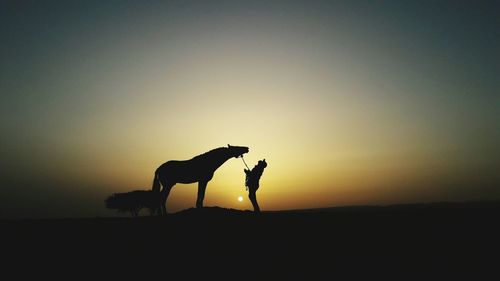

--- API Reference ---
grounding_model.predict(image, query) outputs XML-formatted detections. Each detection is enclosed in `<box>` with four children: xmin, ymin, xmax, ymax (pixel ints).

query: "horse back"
<box><xmin>158</xmin><ymin>159</ymin><xmax>212</xmax><ymax>183</ymax></box>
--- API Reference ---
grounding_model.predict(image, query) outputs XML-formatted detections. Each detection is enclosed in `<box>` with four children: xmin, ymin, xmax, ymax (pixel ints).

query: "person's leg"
<box><xmin>248</xmin><ymin>189</ymin><xmax>260</xmax><ymax>212</ymax></box>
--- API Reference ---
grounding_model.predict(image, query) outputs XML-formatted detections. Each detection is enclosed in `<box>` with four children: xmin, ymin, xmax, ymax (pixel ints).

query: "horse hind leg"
<box><xmin>159</xmin><ymin>179</ymin><xmax>174</xmax><ymax>215</ymax></box>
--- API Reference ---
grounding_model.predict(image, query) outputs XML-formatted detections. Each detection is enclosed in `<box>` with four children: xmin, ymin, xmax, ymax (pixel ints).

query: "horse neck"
<box><xmin>204</xmin><ymin>150</ymin><xmax>232</xmax><ymax>172</ymax></box>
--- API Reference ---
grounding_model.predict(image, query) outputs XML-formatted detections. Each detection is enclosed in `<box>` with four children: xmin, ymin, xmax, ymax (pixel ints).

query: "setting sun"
<box><xmin>1</xmin><ymin>1</ymin><xmax>498</xmax><ymax>276</ymax></box>
<box><xmin>0</xmin><ymin>0</ymin><xmax>498</xmax><ymax>219</ymax></box>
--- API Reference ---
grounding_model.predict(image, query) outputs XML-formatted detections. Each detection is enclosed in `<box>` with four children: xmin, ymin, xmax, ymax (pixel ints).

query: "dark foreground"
<box><xmin>3</xmin><ymin>202</ymin><xmax>499</xmax><ymax>278</ymax></box>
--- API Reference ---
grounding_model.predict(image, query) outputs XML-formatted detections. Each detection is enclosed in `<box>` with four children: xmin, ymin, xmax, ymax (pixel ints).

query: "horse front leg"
<box><xmin>196</xmin><ymin>181</ymin><xmax>208</xmax><ymax>209</ymax></box>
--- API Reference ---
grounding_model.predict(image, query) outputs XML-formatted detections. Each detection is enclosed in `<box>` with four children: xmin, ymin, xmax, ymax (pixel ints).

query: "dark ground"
<box><xmin>2</xmin><ymin>201</ymin><xmax>499</xmax><ymax>278</ymax></box>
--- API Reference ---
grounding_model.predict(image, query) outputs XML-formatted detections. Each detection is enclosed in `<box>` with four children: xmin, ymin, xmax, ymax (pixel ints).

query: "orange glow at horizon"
<box><xmin>2</xmin><ymin>1</ymin><xmax>498</xmax><ymax>219</ymax></box>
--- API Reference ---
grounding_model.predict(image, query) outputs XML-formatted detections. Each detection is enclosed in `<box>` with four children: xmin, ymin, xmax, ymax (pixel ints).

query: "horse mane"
<box><xmin>190</xmin><ymin>146</ymin><xmax>227</xmax><ymax>161</ymax></box>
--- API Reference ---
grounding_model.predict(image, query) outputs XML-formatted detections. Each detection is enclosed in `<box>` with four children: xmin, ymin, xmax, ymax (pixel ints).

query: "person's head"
<box><xmin>258</xmin><ymin>159</ymin><xmax>267</xmax><ymax>168</ymax></box>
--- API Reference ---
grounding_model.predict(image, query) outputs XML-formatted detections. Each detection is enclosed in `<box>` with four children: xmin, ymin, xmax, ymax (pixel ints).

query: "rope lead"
<box><xmin>241</xmin><ymin>155</ymin><xmax>250</xmax><ymax>170</ymax></box>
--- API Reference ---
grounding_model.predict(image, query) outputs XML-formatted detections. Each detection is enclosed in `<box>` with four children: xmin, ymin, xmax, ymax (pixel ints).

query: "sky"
<box><xmin>1</xmin><ymin>0</ymin><xmax>499</xmax><ymax>219</ymax></box>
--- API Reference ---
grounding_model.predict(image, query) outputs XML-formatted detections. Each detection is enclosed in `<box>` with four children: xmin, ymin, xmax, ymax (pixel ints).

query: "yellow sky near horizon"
<box><xmin>1</xmin><ymin>1</ymin><xmax>498</xmax><ymax>218</ymax></box>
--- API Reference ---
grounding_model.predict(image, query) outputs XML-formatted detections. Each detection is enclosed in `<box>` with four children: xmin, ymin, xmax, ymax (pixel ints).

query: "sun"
<box><xmin>237</xmin><ymin>196</ymin><xmax>243</xmax><ymax>202</ymax></box>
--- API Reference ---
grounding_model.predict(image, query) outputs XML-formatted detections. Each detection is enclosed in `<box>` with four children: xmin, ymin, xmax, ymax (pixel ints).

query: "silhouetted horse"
<box><xmin>152</xmin><ymin>144</ymin><xmax>249</xmax><ymax>215</ymax></box>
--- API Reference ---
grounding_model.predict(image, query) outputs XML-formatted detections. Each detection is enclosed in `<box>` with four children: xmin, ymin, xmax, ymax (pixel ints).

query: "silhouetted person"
<box><xmin>244</xmin><ymin>159</ymin><xmax>267</xmax><ymax>212</ymax></box>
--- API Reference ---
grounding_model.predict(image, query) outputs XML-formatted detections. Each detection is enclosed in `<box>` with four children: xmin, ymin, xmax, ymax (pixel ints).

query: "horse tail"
<box><xmin>152</xmin><ymin>169</ymin><xmax>161</xmax><ymax>193</ymax></box>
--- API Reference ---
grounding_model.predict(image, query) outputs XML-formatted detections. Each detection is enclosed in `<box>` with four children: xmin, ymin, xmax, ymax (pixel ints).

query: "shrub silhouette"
<box><xmin>105</xmin><ymin>190</ymin><xmax>161</xmax><ymax>216</ymax></box>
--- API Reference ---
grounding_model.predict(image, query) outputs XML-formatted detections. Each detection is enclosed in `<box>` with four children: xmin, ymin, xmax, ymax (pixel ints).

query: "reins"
<box><xmin>241</xmin><ymin>155</ymin><xmax>250</xmax><ymax>170</ymax></box>
<box><xmin>241</xmin><ymin>155</ymin><xmax>250</xmax><ymax>190</ymax></box>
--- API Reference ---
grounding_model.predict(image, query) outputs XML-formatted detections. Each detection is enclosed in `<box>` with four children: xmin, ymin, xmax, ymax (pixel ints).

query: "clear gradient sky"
<box><xmin>1</xmin><ymin>0</ymin><xmax>499</xmax><ymax>218</ymax></box>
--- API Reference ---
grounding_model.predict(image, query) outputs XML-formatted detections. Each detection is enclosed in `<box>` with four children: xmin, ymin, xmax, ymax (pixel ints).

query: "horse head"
<box><xmin>227</xmin><ymin>144</ymin><xmax>249</xmax><ymax>158</ymax></box>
